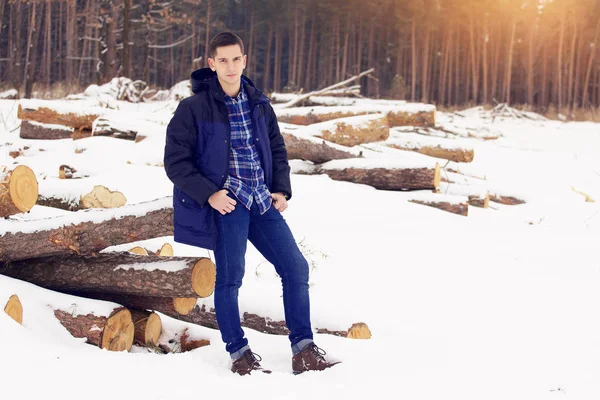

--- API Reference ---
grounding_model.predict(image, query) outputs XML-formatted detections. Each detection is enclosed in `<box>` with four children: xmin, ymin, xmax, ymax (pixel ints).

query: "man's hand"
<box><xmin>272</xmin><ymin>192</ymin><xmax>288</xmax><ymax>212</ymax></box>
<box><xmin>208</xmin><ymin>190</ymin><xmax>236</xmax><ymax>215</ymax></box>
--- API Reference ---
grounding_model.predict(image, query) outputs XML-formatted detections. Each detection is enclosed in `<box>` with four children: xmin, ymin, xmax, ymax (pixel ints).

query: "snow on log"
<box><xmin>0</xmin><ymin>197</ymin><xmax>173</xmax><ymax>261</ymax></box>
<box><xmin>276</xmin><ymin>103</ymin><xmax>436</xmax><ymax>127</ymax></box>
<box><xmin>19</xmin><ymin>120</ymin><xmax>74</xmax><ymax>140</ymax></box>
<box><xmin>296</xmin><ymin>156</ymin><xmax>441</xmax><ymax>191</ymax></box>
<box><xmin>0</xmin><ymin>165</ymin><xmax>38</xmax><ymax>218</ymax></box>
<box><xmin>438</xmin><ymin>182</ymin><xmax>489</xmax><ymax>208</ymax></box>
<box><xmin>287</xmin><ymin>114</ymin><xmax>389</xmax><ymax>147</ymax></box>
<box><xmin>54</xmin><ymin>307</ymin><xmax>134</xmax><ymax>351</ymax></box>
<box><xmin>4</xmin><ymin>294</ymin><xmax>23</xmax><ymax>324</ymax></box>
<box><xmin>407</xmin><ymin>192</ymin><xmax>469</xmax><ymax>216</ymax></box>
<box><xmin>38</xmin><ymin>185</ymin><xmax>126</xmax><ymax>212</ymax></box>
<box><xmin>92</xmin><ymin>117</ymin><xmax>140</xmax><ymax>141</ymax></box>
<box><xmin>130</xmin><ymin>309</ymin><xmax>162</xmax><ymax>346</ymax></box>
<box><xmin>385</xmin><ymin>130</ymin><xmax>475</xmax><ymax>163</ymax></box>
<box><xmin>280</xmin><ymin>123</ymin><xmax>362</xmax><ymax>163</ymax></box>
<box><xmin>18</xmin><ymin>99</ymin><xmax>105</xmax><ymax>130</ymax></box>
<box><xmin>0</xmin><ymin>253</ymin><xmax>217</xmax><ymax>298</ymax></box>
<box><xmin>0</xmin><ymin>89</ymin><xmax>18</xmax><ymax>100</ymax></box>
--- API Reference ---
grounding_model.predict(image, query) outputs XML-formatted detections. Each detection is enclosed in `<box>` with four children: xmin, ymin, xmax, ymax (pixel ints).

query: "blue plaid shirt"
<box><xmin>223</xmin><ymin>84</ymin><xmax>272</xmax><ymax>214</ymax></box>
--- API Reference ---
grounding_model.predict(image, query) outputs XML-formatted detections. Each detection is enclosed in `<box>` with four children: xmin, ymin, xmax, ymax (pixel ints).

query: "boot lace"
<box><xmin>308</xmin><ymin>343</ymin><xmax>327</xmax><ymax>363</ymax></box>
<box><xmin>245</xmin><ymin>351</ymin><xmax>263</xmax><ymax>368</ymax></box>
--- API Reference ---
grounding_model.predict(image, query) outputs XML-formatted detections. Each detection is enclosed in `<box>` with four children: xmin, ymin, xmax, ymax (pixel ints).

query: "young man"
<box><xmin>164</xmin><ymin>32</ymin><xmax>339</xmax><ymax>375</ymax></box>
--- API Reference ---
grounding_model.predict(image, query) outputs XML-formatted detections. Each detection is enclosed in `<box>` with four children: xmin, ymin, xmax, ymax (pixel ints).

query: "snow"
<box><xmin>113</xmin><ymin>260</ymin><xmax>190</xmax><ymax>273</ymax></box>
<box><xmin>1</xmin><ymin>97</ymin><xmax>600</xmax><ymax>400</ymax></box>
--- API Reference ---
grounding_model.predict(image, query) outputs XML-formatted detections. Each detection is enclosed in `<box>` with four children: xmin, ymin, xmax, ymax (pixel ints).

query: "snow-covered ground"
<box><xmin>1</xmin><ymin>98</ymin><xmax>599</xmax><ymax>400</ymax></box>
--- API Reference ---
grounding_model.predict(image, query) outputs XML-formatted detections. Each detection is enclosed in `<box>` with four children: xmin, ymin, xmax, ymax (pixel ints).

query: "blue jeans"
<box><xmin>214</xmin><ymin>199</ymin><xmax>314</xmax><ymax>356</ymax></box>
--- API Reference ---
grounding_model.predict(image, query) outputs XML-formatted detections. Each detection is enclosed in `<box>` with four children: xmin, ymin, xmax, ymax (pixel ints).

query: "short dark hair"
<box><xmin>209</xmin><ymin>32</ymin><xmax>244</xmax><ymax>59</ymax></box>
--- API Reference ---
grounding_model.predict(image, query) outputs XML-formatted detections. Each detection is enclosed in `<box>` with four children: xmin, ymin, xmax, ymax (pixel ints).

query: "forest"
<box><xmin>0</xmin><ymin>0</ymin><xmax>599</xmax><ymax>113</ymax></box>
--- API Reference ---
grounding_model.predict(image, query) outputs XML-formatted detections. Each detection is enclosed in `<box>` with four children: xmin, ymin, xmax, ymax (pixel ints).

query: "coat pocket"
<box><xmin>173</xmin><ymin>189</ymin><xmax>215</xmax><ymax>233</ymax></box>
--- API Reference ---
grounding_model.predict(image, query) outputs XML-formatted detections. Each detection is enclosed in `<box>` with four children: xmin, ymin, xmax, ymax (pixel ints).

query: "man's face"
<box><xmin>208</xmin><ymin>45</ymin><xmax>247</xmax><ymax>87</ymax></box>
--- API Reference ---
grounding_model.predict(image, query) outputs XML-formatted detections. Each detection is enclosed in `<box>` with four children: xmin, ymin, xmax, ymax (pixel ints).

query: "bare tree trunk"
<box><xmin>22</xmin><ymin>2</ymin><xmax>36</xmax><ymax>98</ymax></box>
<box><xmin>104</xmin><ymin>2</ymin><xmax>118</xmax><ymax>82</ymax></box>
<box><xmin>203</xmin><ymin>0</ymin><xmax>211</xmax><ymax>63</ymax></box>
<box><xmin>12</xmin><ymin>2</ymin><xmax>23</xmax><ymax>89</ymax></box>
<box><xmin>469</xmin><ymin>11</ymin><xmax>479</xmax><ymax>103</ymax></box>
<box><xmin>304</xmin><ymin>14</ymin><xmax>316</xmax><ymax>90</ymax></box>
<box><xmin>527</xmin><ymin>21</ymin><xmax>535</xmax><ymax>106</ymax></box>
<box><xmin>572</xmin><ymin>25</ymin><xmax>584</xmax><ymax>110</ymax></box>
<box><xmin>541</xmin><ymin>41</ymin><xmax>549</xmax><ymax>108</ymax></box>
<box><xmin>341</xmin><ymin>16</ymin><xmax>350</xmax><ymax>83</ymax></box>
<box><xmin>482</xmin><ymin>15</ymin><xmax>489</xmax><ymax>104</ymax></box>
<box><xmin>567</xmin><ymin>15</ymin><xmax>578</xmax><ymax>110</ymax></box>
<box><xmin>367</xmin><ymin>20</ymin><xmax>375</xmax><ymax>97</ymax></box>
<box><xmin>44</xmin><ymin>0</ymin><xmax>51</xmax><ymax>87</ymax></box>
<box><xmin>411</xmin><ymin>19</ymin><xmax>417</xmax><ymax>101</ymax></box>
<box><xmin>274</xmin><ymin>26</ymin><xmax>281</xmax><ymax>92</ymax></box>
<box><xmin>77</xmin><ymin>0</ymin><xmax>92</xmax><ymax>83</ymax></box>
<box><xmin>264</xmin><ymin>25</ymin><xmax>273</xmax><ymax>90</ymax></box>
<box><xmin>122</xmin><ymin>0</ymin><xmax>131</xmax><ymax>78</ymax></box>
<box><xmin>504</xmin><ymin>17</ymin><xmax>517</xmax><ymax>104</ymax></box>
<box><xmin>557</xmin><ymin>13</ymin><xmax>565</xmax><ymax>109</ymax></box>
<box><xmin>582</xmin><ymin>18</ymin><xmax>600</xmax><ymax>107</ymax></box>
<box><xmin>296</xmin><ymin>10</ymin><xmax>306</xmax><ymax>88</ymax></box>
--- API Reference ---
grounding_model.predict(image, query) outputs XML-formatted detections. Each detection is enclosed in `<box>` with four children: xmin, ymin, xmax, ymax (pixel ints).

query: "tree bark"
<box><xmin>282</xmin><ymin>131</ymin><xmax>359</xmax><ymax>164</ymax></box>
<box><xmin>296</xmin><ymin>160</ymin><xmax>441</xmax><ymax>191</ymax></box>
<box><xmin>122</xmin><ymin>0</ymin><xmax>131</xmax><ymax>78</ymax></box>
<box><xmin>0</xmin><ymin>253</ymin><xmax>216</xmax><ymax>298</ymax></box>
<box><xmin>54</xmin><ymin>307</ymin><xmax>134</xmax><ymax>351</ymax></box>
<box><xmin>19</xmin><ymin>120</ymin><xmax>74</xmax><ymax>140</ymax></box>
<box><xmin>582</xmin><ymin>18</ymin><xmax>600</xmax><ymax>107</ymax></box>
<box><xmin>0</xmin><ymin>197</ymin><xmax>173</xmax><ymax>262</ymax></box>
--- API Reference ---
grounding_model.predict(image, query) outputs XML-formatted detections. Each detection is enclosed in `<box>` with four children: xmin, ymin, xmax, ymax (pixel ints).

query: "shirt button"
<box><xmin>255</xmin><ymin>138</ymin><xmax>259</xmax><ymax>141</ymax></box>
<box><xmin>224</xmin><ymin>139</ymin><xmax>228</xmax><ymax>143</ymax></box>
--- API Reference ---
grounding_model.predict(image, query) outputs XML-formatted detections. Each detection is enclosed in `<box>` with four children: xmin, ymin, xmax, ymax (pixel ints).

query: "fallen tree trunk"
<box><xmin>37</xmin><ymin>185</ymin><xmax>127</xmax><ymax>212</ymax></box>
<box><xmin>18</xmin><ymin>99</ymin><xmax>104</xmax><ymax>130</ymax></box>
<box><xmin>68</xmin><ymin>292</ymin><xmax>199</xmax><ymax>316</ymax></box>
<box><xmin>301</xmin><ymin>114</ymin><xmax>389</xmax><ymax>147</ymax></box>
<box><xmin>437</xmin><ymin>182</ymin><xmax>489</xmax><ymax>208</ymax></box>
<box><xmin>54</xmin><ymin>307</ymin><xmax>134</xmax><ymax>351</ymax></box>
<box><xmin>0</xmin><ymin>165</ymin><xmax>38</xmax><ymax>218</ymax></box>
<box><xmin>0</xmin><ymin>197</ymin><xmax>173</xmax><ymax>261</ymax></box>
<box><xmin>92</xmin><ymin>117</ymin><xmax>138</xmax><ymax>141</ymax></box>
<box><xmin>296</xmin><ymin>157</ymin><xmax>441</xmax><ymax>191</ymax></box>
<box><xmin>385</xmin><ymin>131</ymin><xmax>474</xmax><ymax>163</ymax></box>
<box><xmin>276</xmin><ymin>103</ymin><xmax>436</xmax><ymax>128</ymax></box>
<box><xmin>407</xmin><ymin>193</ymin><xmax>469</xmax><ymax>216</ymax></box>
<box><xmin>281</xmin><ymin>129</ymin><xmax>361</xmax><ymax>164</ymax></box>
<box><xmin>4</xmin><ymin>294</ymin><xmax>23</xmax><ymax>324</ymax></box>
<box><xmin>19</xmin><ymin>120</ymin><xmax>74</xmax><ymax>140</ymax></box>
<box><xmin>0</xmin><ymin>253</ymin><xmax>216</xmax><ymax>298</ymax></box>
<box><xmin>278</xmin><ymin>68</ymin><xmax>375</xmax><ymax>109</ymax></box>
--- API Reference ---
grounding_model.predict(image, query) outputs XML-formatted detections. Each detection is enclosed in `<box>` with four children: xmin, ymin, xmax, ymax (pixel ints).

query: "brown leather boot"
<box><xmin>231</xmin><ymin>350</ymin><xmax>272</xmax><ymax>376</ymax></box>
<box><xmin>292</xmin><ymin>343</ymin><xmax>340</xmax><ymax>374</ymax></box>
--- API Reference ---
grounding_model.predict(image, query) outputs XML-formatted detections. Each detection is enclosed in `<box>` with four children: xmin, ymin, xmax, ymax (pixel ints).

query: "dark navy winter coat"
<box><xmin>164</xmin><ymin>68</ymin><xmax>291</xmax><ymax>250</ymax></box>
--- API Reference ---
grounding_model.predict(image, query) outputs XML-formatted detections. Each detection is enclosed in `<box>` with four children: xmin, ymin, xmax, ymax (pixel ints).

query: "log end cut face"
<box><xmin>346</xmin><ymin>322</ymin><xmax>371</xmax><ymax>339</ymax></box>
<box><xmin>9</xmin><ymin>165</ymin><xmax>38</xmax><ymax>212</ymax></box>
<box><xmin>157</xmin><ymin>243</ymin><xmax>174</xmax><ymax>256</ymax></box>
<box><xmin>173</xmin><ymin>297</ymin><xmax>197</xmax><ymax>315</ymax></box>
<box><xmin>4</xmin><ymin>294</ymin><xmax>23</xmax><ymax>325</ymax></box>
<box><xmin>191</xmin><ymin>258</ymin><xmax>217</xmax><ymax>298</ymax></box>
<box><xmin>100</xmin><ymin>308</ymin><xmax>134</xmax><ymax>351</ymax></box>
<box><xmin>80</xmin><ymin>185</ymin><xmax>127</xmax><ymax>209</ymax></box>
<box><xmin>144</xmin><ymin>313</ymin><xmax>162</xmax><ymax>345</ymax></box>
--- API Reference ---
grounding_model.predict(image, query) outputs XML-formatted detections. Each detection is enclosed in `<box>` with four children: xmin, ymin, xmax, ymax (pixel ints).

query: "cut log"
<box><xmin>54</xmin><ymin>307</ymin><xmax>134</xmax><ymax>351</ymax></box>
<box><xmin>290</xmin><ymin>114</ymin><xmax>389</xmax><ymax>147</ymax></box>
<box><xmin>408</xmin><ymin>193</ymin><xmax>469</xmax><ymax>216</ymax></box>
<box><xmin>130</xmin><ymin>309</ymin><xmax>162</xmax><ymax>346</ymax></box>
<box><xmin>385</xmin><ymin>130</ymin><xmax>474</xmax><ymax>163</ymax></box>
<box><xmin>346</xmin><ymin>322</ymin><xmax>372</xmax><ymax>339</ymax></box>
<box><xmin>157</xmin><ymin>243</ymin><xmax>174</xmax><ymax>256</ymax></box>
<box><xmin>58</xmin><ymin>165</ymin><xmax>86</xmax><ymax>179</ymax></box>
<box><xmin>63</xmin><ymin>292</ymin><xmax>199</xmax><ymax>317</ymax></box>
<box><xmin>281</xmin><ymin>130</ymin><xmax>361</xmax><ymax>164</ymax></box>
<box><xmin>129</xmin><ymin>246</ymin><xmax>149</xmax><ymax>255</ymax></box>
<box><xmin>0</xmin><ymin>253</ymin><xmax>216</xmax><ymax>298</ymax></box>
<box><xmin>0</xmin><ymin>89</ymin><xmax>18</xmax><ymax>100</ymax></box>
<box><xmin>0</xmin><ymin>165</ymin><xmax>38</xmax><ymax>218</ymax></box>
<box><xmin>80</xmin><ymin>185</ymin><xmax>127</xmax><ymax>209</ymax></box>
<box><xmin>18</xmin><ymin>99</ymin><xmax>103</xmax><ymax>130</ymax></box>
<box><xmin>488</xmin><ymin>193</ymin><xmax>526</xmax><ymax>205</ymax></box>
<box><xmin>4</xmin><ymin>294</ymin><xmax>23</xmax><ymax>324</ymax></box>
<box><xmin>37</xmin><ymin>185</ymin><xmax>126</xmax><ymax>212</ymax></box>
<box><xmin>92</xmin><ymin>117</ymin><xmax>138</xmax><ymax>141</ymax></box>
<box><xmin>0</xmin><ymin>197</ymin><xmax>174</xmax><ymax>261</ymax></box>
<box><xmin>19</xmin><ymin>120</ymin><xmax>74</xmax><ymax>140</ymax></box>
<box><xmin>296</xmin><ymin>157</ymin><xmax>441</xmax><ymax>191</ymax></box>
<box><xmin>276</xmin><ymin>103</ymin><xmax>436</xmax><ymax>128</ymax></box>
<box><xmin>437</xmin><ymin>183</ymin><xmax>489</xmax><ymax>208</ymax></box>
